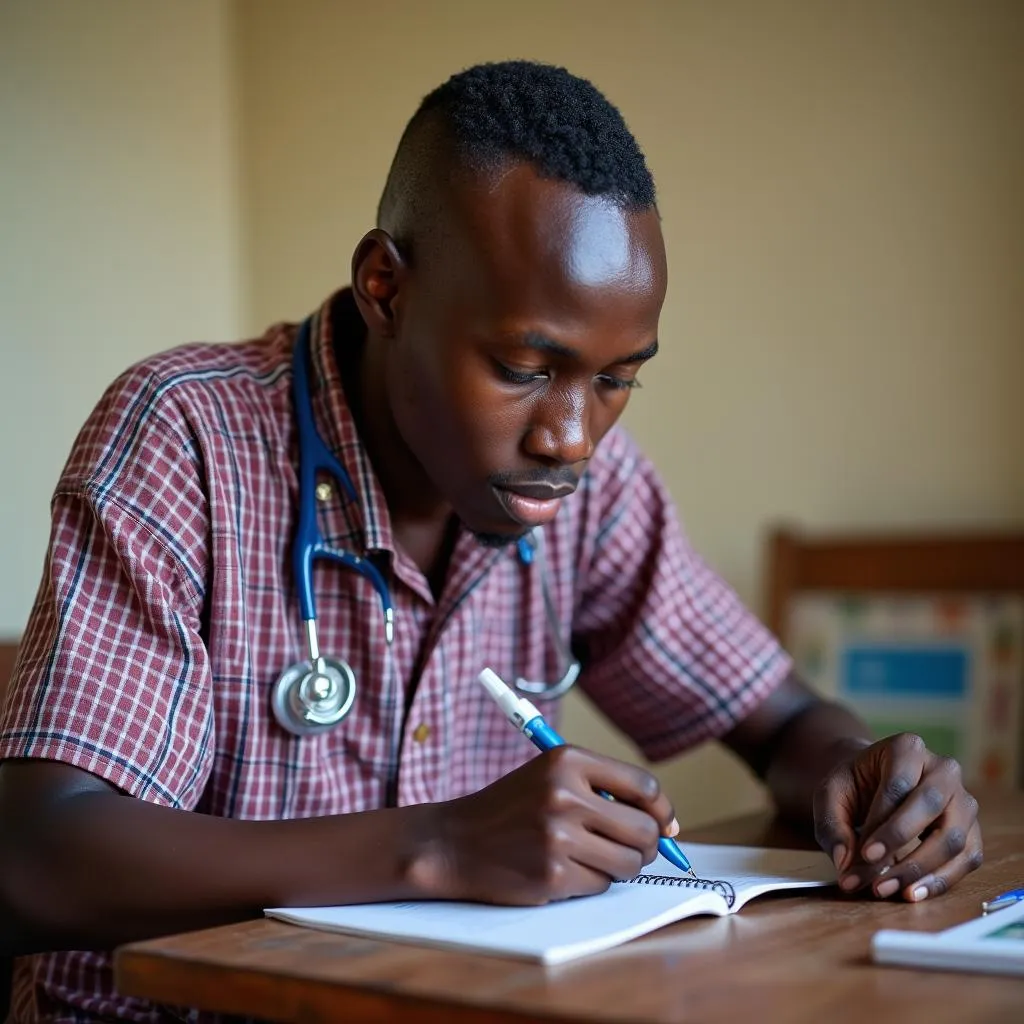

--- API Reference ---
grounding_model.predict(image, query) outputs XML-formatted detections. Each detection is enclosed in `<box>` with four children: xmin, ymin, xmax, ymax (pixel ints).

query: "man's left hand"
<box><xmin>812</xmin><ymin>733</ymin><xmax>983</xmax><ymax>901</ymax></box>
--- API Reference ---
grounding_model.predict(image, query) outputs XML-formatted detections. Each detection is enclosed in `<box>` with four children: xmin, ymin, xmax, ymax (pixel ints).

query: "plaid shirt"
<box><xmin>0</xmin><ymin>290</ymin><xmax>790</xmax><ymax>1023</ymax></box>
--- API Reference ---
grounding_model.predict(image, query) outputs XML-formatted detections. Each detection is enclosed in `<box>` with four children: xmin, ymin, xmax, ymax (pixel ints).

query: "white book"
<box><xmin>265</xmin><ymin>842</ymin><xmax>835</xmax><ymax>965</ymax></box>
<box><xmin>872</xmin><ymin>899</ymin><xmax>1024</xmax><ymax>977</ymax></box>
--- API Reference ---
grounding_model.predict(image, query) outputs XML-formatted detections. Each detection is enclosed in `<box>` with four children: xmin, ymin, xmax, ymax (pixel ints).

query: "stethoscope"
<box><xmin>271</xmin><ymin>319</ymin><xmax>581</xmax><ymax>737</ymax></box>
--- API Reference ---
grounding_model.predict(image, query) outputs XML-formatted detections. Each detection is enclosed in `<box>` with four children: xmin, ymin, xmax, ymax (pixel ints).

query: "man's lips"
<box><xmin>492</xmin><ymin>481</ymin><xmax>577</xmax><ymax>527</ymax></box>
<box><xmin>498</xmin><ymin>481</ymin><xmax>577</xmax><ymax>500</ymax></box>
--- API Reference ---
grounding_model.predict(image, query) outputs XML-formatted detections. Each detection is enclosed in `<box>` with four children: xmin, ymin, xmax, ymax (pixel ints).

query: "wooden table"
<box><xmin>115</xmin><ymin>788</ymin><xmax>1024</xmax><ymax>1023</ymax></box>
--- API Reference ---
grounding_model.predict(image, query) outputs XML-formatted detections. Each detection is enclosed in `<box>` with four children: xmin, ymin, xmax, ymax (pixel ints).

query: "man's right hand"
<box><xmin>415</xmin><ymin>746</ymin><xmax>678</xmax><ymax>906</ymax></box>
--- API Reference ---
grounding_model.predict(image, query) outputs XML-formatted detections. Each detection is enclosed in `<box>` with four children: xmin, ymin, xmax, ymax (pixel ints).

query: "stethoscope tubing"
<box><xmin>272</xmin><ymin>317</ymin><xmax>580</xmax><ymax>736</ymax></box>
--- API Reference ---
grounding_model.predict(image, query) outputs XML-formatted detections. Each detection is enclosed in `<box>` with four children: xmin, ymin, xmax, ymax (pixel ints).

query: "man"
<box><xmin>0</xmin><ymin>61</ymin><xmax>980</xmax><ymax>1022</ymax></box>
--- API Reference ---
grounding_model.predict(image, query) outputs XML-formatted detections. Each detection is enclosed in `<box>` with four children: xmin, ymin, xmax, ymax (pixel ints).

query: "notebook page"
<box><xmin>268</xmin><ymin>879</ymin><xmax>726</xmax><ymax>965</ymax></box>
<box><xmin>267</xmin><ymin>843</ymin><xmax>834</xmax><ymax>964</ymax></box>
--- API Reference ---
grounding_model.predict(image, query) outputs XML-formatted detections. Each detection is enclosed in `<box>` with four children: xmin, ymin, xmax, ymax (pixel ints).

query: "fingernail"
<box><xmin>876</xmin><ymin>878</ymin><xmax>899</xmax><ymax>898</ymax></box>
<box><xmin>840</xmin><ymin>874</ymin><xmax>859</xmax><ymax>892</ymax></box>
<box><xmin>863</xmin><ymin>842</ymin><xmax>886</xmax><ymax>863</ymax></box>
<box><xmin>667</xmin><ymin>817</ymin><xmax>680</xmax><ymax>837</ymax></box>
<box><xmin>911</xmin><ymin>885</ymin><xmax>929</xmax><ymax>902</ymax></box>
<box><xmin>832</xmin><ymin>844</ymin><xmax>847</xmax><ymax>872</ymax></box>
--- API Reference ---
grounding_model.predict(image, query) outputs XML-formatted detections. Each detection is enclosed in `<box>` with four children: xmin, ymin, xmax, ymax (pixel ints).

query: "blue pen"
<box><xmin>478</xmin><ymin>667</ymin><xmax>696</xmax><ymax>878</ymax></box>
<box><xmin>982</xmin><ymin>888</ymin><xmax>1024</xmax><ymax>913</ymax></box>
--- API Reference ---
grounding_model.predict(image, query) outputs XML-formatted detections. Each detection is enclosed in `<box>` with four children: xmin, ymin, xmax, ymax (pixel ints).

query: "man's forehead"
<box><xmin>444</xmin><ymin>162</ymin><xmax>666</xmax><ymax>299</ymax></box>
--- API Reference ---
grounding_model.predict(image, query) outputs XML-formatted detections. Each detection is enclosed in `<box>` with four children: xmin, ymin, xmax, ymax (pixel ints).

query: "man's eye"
<box><xmin>495</xmin><ymin>362</ymin><xmax>546</xmax><ymax>385</ymax></box>
<box><xmin>597</xmin><ymin>374</ymin><xmax>642</xmax><ymax>392</ymax></box>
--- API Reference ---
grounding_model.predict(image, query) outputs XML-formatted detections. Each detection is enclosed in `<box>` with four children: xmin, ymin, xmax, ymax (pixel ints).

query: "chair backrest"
<box><xmin>764</xmin><ymin>526</ymin><xmax>1024</xmax><ymax>790</ymax></box>
<box><xmin>765</xmin><ymin>526</ymin><xmax>1024</xmax><ymax>641</ymax></box>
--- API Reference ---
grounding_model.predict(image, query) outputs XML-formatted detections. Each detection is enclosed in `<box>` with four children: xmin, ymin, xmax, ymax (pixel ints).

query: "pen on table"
<box><xmin>477</xmin><ymin>667</ymin><xmax>697</xmax><ymax>879</ymax></box>
<box><xmin>981</xmin><ymin>888</ymin><xmax>1024</xmax><ymax>914</ymax></box>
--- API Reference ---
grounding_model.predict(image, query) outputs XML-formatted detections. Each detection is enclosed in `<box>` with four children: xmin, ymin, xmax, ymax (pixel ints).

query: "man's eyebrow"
<box><xmin>619</xmin><ymin>339</ymin><xmax>659</xmax><ymax>364</ymax></box>
<box><xmin>520</xmin><ymin>332</ymin><xmax>579</xmax><ymax>360</ymax></box>
<box><xmin>518</xmin><ymin>333</ymin><xmax>660</xmax><ymax>365</ymax></box>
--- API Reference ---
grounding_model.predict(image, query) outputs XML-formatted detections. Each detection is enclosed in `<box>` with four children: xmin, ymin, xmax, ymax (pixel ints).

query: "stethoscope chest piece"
<box><xmin>271</xmin><ymin>657</ymin><xmax>357</xmax><ymax>736</ymax></box>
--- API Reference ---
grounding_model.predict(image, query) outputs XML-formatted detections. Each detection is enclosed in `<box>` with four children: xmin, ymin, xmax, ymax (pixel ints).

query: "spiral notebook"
<box><xmin>265</xmin><ymin>843</ymin><xmax>835</xmax><ymax>965</ymax></box>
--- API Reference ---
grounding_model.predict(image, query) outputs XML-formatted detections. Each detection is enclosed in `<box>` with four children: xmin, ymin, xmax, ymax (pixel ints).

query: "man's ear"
<box><xmin>351</xmin><ymin>230</ymin><xmax>409</xmax><ymax>338</ymax></box>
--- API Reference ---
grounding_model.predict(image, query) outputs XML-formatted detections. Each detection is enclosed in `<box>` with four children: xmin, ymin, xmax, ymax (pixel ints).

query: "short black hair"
<box><xmin>376</xmin><ymin>61</ymin><xmax>656</xmax><ymax>248</ymax></box>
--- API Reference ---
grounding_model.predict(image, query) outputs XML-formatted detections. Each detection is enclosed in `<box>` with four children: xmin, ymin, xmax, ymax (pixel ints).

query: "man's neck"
<box><xmin>332</xmin><ymin>295</ymin><xmax>456</xmax><ymax>591</ymax></box>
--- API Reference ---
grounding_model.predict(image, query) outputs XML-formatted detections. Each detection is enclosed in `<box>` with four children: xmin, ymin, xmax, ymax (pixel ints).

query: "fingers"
<box><xmin>580</xmin><ymin>790</ymin><xmax>662</xmax><ymax>865</ymax></box>
<box><xmin>860</xmin><ymin>755</ymin><xmax>965</xmax><ymax>870</ymax></box>
<box><xmin>570</xmin><ymin>831</ymin><xmax>647</xmax><ymax>883</ymax></box>
<box><xmin>560</xmin><ymin>861</ymin><xmax>618</xmax><ymax>901</ymax></box>
<box><xmin>580</xmin><ymin>751</ymin><xmax>677</xmax><ymax>838</ymax></box>
<box><xmin>865</xmin><ymin>796</ymin><xmax>982</xmax><ymax>901</ymax></box>
<box><xmin>901</xmin><ymin>821</ymin><xmax>984</xmax><ymax>902</ymax></box>
<box><xmin>812</xmin><ymin>762</ymin><xmax>861</xmax><ymax>875</ymax></box>
<box><xmin>821</xmin><ymin>738</ymin><xmax>983</xmax><ymax>901</ymax></box>
<box><xmin>858</xmin><ymin>733</ymin><xmax>928</xmax><ymax>841</ymax></box>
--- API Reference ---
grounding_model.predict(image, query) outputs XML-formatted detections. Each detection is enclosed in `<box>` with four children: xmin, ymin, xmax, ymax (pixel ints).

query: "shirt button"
<box><xmin>412</xmin><ymin>723</ymin><xmax>431</xmax><ymax>743</ymax></box>
<box><xmin>315</xmin><ymin>481</ymin><xmax>333</xmax><ymax>502</ymax></box>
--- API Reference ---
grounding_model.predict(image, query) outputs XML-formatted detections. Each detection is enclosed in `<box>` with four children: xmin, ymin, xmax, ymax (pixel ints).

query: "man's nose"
<box><xmin>522</xmin><ymin>385</ymin><xmax>594</xmax><ymax>465</ymax></box>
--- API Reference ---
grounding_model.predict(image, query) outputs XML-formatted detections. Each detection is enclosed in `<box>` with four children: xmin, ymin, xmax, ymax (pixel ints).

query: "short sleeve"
<box><xmin>0</xmin><ymin>369</ymin><xmax>215</xmax><ymax>809</ymax></box>
<box><xmin>572</xmin><ymin>431</ymin><xmax>791</xmax><ymax>762</ymax></box>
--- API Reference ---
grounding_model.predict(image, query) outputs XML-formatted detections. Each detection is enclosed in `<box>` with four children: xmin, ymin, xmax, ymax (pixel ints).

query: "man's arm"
<box><xmin>722</xmin><ymin>673</ymin><xmax>983</xmax><ymax>902</ymax></box>
<box><xmin>0</xmin><ymin>759</ymin><xmax>441</xmax><ymax>955</ymax></box>
<box><xmin>721</xmin><ymin>672</ymin><xmax>873</xmax><ymax>822</ymax></box>
<box><xmin>0</xmin><ymin>749</ymin><xmax>678</xmax><ymax>957</ymax></box>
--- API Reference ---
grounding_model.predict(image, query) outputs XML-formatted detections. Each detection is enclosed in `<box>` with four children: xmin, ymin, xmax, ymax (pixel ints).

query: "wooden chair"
<box><xmin>765</xmin><ymin>526</ymin><xmax>1024</xmax><ymax>641</ymax></box>
<box><xmin>764</xmin><ymin>525</ymin><xmax>1024</xmax><ymax>791</ymax></box>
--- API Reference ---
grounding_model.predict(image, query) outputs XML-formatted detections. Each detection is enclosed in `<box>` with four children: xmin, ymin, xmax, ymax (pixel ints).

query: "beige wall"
<box><xmin>2</xmin><ymin>1</ymin><xmax>1022</xmax><ymax>824</ymax></box>
<box><xmin>235</xmin><ymin>0</ymin><xmax>1024</xmax><ymax>823</ymax></box>
<box><xmin>0</xmin><ymin>0</ymin><xmax>243</xmax><ymax>632</ymax></box>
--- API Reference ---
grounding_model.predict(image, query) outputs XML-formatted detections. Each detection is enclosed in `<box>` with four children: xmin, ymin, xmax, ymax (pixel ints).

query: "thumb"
<box><xmin>812</xmin><ymin>762</ymin><xmax>860</xmax><ymax>874</ymax></box>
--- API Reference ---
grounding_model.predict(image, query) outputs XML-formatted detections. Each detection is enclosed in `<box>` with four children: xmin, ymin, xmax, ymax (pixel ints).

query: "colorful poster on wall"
<box><xmin>786</xmin><ymin>594</ymin><xmax>1024</xmax><ymax>787</ymax></box>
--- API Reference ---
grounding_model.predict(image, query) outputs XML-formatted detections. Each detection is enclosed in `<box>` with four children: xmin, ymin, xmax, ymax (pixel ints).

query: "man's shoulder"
<box><xmin>61</xmin><ymin>323</ymin><xmax>296</xmax><ymax>496</ymax></box>
<box><xmin>111</xmin><ymin>322</ymin><xmax>295</xmax><ymax>412</ymax></box>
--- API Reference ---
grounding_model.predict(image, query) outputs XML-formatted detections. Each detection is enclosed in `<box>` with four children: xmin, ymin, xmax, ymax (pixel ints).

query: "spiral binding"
<box><xmin>616</xmin><ymin>874</ymin><xmax>737</xmax><ymax>909</ymax></box>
